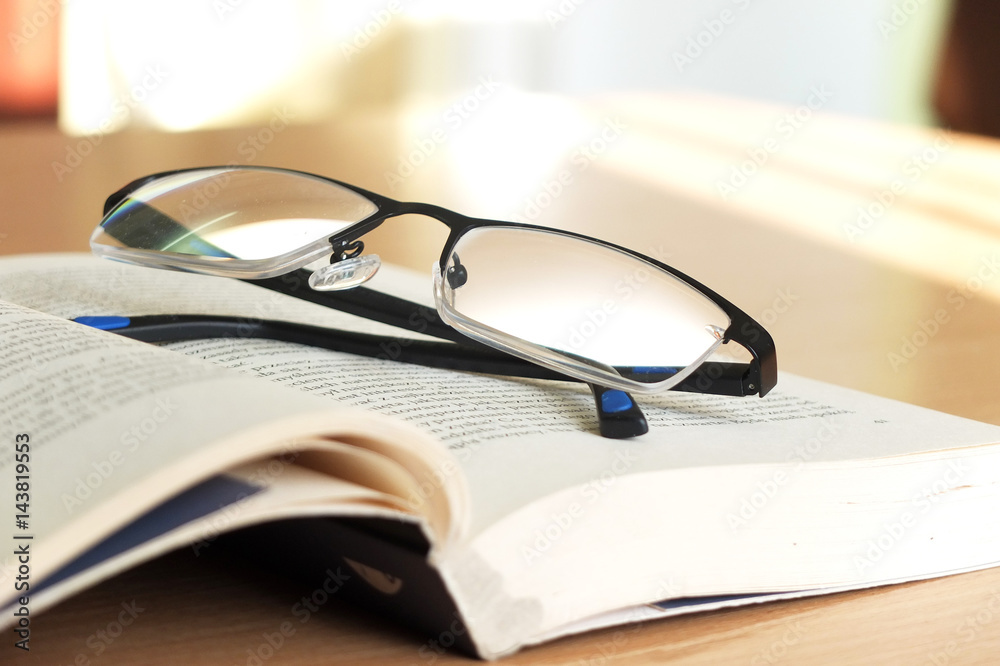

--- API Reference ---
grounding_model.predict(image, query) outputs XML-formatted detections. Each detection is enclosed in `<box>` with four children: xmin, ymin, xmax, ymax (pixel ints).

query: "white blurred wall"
<box><xmin>60</xmin><ymin>0</ymin><xmax>951</xmax><ymax>135</ymax></box>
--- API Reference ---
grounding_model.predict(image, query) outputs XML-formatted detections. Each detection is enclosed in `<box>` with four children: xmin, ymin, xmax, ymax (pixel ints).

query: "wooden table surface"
<box><xmin>3</xmin><ymin>92</ymin><xmax>1000</xmax><ymax>664</ymax></box>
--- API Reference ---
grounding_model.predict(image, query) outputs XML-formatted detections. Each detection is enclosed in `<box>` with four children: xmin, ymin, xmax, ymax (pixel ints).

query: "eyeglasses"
<box><xmin>89</xmin><ymin>166</ymin><xmax>777</xmax><ymax>437</ymax></box>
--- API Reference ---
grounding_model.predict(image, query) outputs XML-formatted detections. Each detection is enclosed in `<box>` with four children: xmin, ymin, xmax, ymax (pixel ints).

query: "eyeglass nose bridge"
<box><xmin>323</xmin><ymin>199</ymin><xmax>478</xmax><ymax>269</ymax></box>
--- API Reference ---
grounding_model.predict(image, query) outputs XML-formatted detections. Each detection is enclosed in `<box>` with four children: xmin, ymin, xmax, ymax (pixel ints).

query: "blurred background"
<box><xmin>1</xmin><ymin>0</ymin><xmax>992</xmax><ymax>134</ymax></box>
<box><xmin>2</xmin><ymin>0</ymin><xmax>1000</xmax><ymax>417</ymax></box>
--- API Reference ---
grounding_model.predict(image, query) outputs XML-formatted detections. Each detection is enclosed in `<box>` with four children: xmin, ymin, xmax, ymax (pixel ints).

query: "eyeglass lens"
<box><xmin>441</xmin><ymin>227</ymin><xmax>730</xmax><ymax>385</ymax></box>
<box><xmin>94</xmin><ymin>168</ymin><xmax>377</xmax><ymax>261</ymax></box>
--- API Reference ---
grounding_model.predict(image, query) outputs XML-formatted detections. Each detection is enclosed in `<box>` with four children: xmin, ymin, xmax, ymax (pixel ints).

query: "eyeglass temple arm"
<box><xmin>249</xmin><ymin>270</ymin><xmax>467</xmax><ymax>343</ymax></box>
<box><xmin>247</xmin><ymin>270</ymin><xmax>762</xmax><ymax>397</ymax></box>
<box><xmin>74</xmin><ymin>313</ymin><xmax>649</xmax><ymax>439</ymax></box>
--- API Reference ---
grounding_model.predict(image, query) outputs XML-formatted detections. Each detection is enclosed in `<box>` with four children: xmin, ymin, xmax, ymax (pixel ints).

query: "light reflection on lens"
<box><xmin>440</xmin><ymin>226</ymin><xmax>731</xmax><ymax>383</ymax></box>
<box><xmin>94</xmin><ymin>168</ymin><xmax>378</xmax><ymax>261</ymax></box>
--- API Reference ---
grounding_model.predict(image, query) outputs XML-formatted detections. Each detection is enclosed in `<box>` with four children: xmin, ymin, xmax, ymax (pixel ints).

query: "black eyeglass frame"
<box><xmin>102</xmin><ymin>166</ymin><xmax>776</xmax><ymax>400</ymax></box>
<box><xmin>99</xmin><ymin>166</ymin><xmax>776</xmax><ymax>442</ymax></box>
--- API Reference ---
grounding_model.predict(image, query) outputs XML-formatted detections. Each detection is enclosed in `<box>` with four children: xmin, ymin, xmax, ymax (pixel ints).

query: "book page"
<box><xmin>4</xmin><ymin>255</ymin><xmax>996</xmax><ymax>539</ymax></box>
<box><xmin>29</xmin><ymin>456</ymin><xmax>410</xmax><ymax>618</ymax></box>
<box><xmin>156</xmin><ymin>336</ymin><xmax>1000</xmax><ymax>537</ymax></box>
<box><xmin>0</xmin><ymin>297</ymin><xmax>460</xmax><ymax>605</ymax></box>
<box><xmin>0</xmin><ymin>253</ymin><xmax>435</xmax><ymax>339</ymax></box>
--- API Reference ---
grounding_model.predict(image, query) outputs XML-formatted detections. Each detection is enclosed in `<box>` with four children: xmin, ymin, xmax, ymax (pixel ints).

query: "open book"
<box><xmin>3</xmin><ymin>254</ymin><xmax>1000</xmax><ymax>659</ymax></box>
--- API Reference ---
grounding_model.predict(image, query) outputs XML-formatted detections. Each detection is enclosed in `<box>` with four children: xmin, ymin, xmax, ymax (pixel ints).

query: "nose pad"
<box><xmin>446</xmin><ymin>254</ymin><xmax>468</xmax><ymax>289</ymax></box>
<box><xmin>309</xmin><ymin>254</ymin><xmax>381</xmax><ymax>291</ymax></box>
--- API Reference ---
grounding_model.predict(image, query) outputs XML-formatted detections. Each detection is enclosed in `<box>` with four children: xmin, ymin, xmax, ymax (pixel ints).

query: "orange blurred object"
<box><xmin>0</xmin><ymin>0</ymin><xmax>59</xmax><ymax>116</ymax></box>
